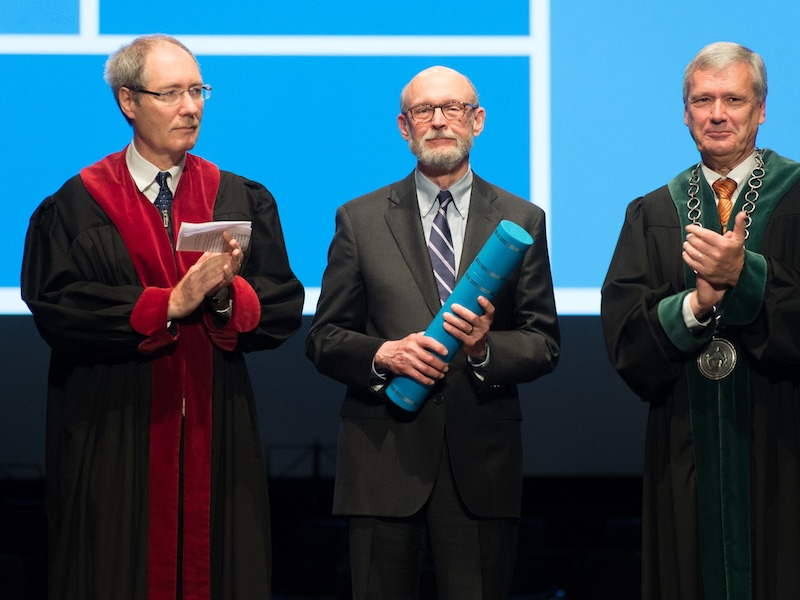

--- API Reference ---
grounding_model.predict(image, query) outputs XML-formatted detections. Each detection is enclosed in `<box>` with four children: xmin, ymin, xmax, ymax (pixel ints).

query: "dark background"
<box><xmin>1</xmin><ymin>314</ymin><xmax>647</xmax><ymax>598</ymax></box>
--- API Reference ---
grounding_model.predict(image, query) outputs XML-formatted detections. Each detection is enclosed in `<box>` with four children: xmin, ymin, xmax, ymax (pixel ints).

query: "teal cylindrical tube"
<box><xmin>386</xmin><ymin>220</ymin><xmax>533</xmax><ymax>412</ymax></box>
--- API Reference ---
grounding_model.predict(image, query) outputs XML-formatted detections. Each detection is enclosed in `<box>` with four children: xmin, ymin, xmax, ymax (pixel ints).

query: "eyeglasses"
<box><xmin>404</xmin><ymin>101</ymin><xmax>477</xmax><ymax>124</ymax></box>
<box><xmin>130</xmin><ymin>84</ymin><xmax>212</xmax><ymax>105</ymax></box>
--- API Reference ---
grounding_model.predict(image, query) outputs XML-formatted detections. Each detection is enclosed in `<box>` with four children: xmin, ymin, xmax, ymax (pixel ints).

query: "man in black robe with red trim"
<box><xmin>21</xmin><ymin>34</ymin><xmax>304</xmax><ymax>599</ymax></box>
<box><xmin>602</xmin><ymin>42</ymin><xmax>800</xmax><ymax>599</ymax></box>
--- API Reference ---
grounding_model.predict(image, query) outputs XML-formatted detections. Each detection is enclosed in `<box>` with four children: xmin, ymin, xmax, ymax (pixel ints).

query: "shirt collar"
<box><xmin>701</xmin><ymin>149</ymin><xmax>757</xmax><ymax>192</ymax></box>
<box><xmin>415</xmin><ymin>167</ymin><xmax>474</xmax><ymax>218</ymax></box>
<box><xmin>125</xmin><ymin>141</ymin><xmax>185</xmax><ymax>197</ymax></box>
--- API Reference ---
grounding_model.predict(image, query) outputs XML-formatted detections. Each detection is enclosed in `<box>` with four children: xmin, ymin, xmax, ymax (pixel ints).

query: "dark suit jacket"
<box><xmin>306</xmin><ymin>171</ymin><xmax>560</xmax><ymax>519</ymax></box>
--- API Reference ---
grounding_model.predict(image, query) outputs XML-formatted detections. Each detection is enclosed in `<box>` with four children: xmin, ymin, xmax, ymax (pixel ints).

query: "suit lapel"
<box><xmin>459</xmin><ymin>174</ymin><xmax>501</xmax><ymax>278</ymax></box>
<box><xmin>384</xmin><ymin>173</ymin><xmax>442</xmax><ymax>317</ymax></box>
<box><xmin>384</xmin><ymin>172</ymin><xmax>503</xmax><ymax>317</ymax></box>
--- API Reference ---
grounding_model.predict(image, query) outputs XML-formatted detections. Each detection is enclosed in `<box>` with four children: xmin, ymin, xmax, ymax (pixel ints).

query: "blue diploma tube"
<box><xmin>386</xmin><ymin>220</ymin><xmax>533</xmax><ymax>411</ymax></box>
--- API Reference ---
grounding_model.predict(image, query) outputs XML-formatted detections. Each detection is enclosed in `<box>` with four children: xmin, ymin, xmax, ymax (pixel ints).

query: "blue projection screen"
<box><xmin>3</xmin><ymin>0</ymin><xmax>800</xmax><ymax>315</ymax></box>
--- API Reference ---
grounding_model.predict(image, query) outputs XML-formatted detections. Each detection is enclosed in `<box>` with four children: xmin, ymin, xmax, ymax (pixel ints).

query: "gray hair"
<box><xmin>104</xmin><ymin>34</ymin><xmax>199</xmax><ymax>124</ymax></box>
<box><xmin>683</xmin><ymin>41</ymin><xmax>767</xmax><ymax>104</ymax></box>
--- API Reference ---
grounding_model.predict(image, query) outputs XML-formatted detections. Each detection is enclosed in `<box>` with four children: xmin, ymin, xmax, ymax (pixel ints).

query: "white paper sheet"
<box><xmin>176</xmin><ymin>221</ymin><xmax>252</xmax><ymax>253</ymax></box>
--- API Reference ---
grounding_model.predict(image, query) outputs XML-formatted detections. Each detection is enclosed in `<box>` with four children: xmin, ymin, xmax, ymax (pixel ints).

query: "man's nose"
<box><xmin>709</xmin><ymin>99</ymin><xmax>726</xmax><ymax>121</ymax></box>
<box><xmin>178</xmin><ymin>90</ymin><xmax>201</xmax><ymax>113</ymax></box>
<box><xmin>430</xmin><ymin>106</ymin><xmax>448</xmax><ymax>126</ymax></box>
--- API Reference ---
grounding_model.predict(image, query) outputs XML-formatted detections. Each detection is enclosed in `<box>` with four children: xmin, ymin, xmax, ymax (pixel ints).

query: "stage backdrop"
<box><xmin>3</xmin><ymin>0</ymin><xmax>800</xmax><ymax>476</ymax></box>
<box><xmin>4</xmin><ymin>0</ymin><xmax>800</xmax><ymax>315</ymax></box>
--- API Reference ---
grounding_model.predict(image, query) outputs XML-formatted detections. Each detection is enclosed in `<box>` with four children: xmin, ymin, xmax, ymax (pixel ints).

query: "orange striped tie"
<box><xmin>712</xmin><ymin>177</ymin><xmax>737</xmax><ymax>229</ymax></box>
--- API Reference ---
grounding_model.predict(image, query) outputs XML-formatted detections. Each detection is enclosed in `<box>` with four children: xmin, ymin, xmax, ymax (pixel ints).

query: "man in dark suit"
<box><xmin>305</xmin><ymin>65</ymin><xmax>560</xmax><ymax>600</ymax></box>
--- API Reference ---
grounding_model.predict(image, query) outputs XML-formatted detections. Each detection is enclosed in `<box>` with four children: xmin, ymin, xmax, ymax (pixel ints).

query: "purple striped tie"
<box><xmin>428</xmin><ymin>190</ymin><xmax>456</xmax><ymax>304</ymax></box>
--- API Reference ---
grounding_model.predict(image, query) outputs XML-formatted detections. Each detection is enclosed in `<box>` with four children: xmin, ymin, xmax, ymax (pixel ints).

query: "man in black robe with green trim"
<box><xmin>602</xmin><ymin>41</ymin><xmax>800</xmax><ymax>599</ymax></box>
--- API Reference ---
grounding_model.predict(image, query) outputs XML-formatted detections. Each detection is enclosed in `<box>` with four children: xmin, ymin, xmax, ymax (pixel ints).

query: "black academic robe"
<box><xmin>21</xmin><ymin>149</ymin><xmax>304</xmax><ymax>599</ymax></box>
<box><xmin>601</xmin><ymin>149</ymin><xmax>800</xmax><ymax>599</ymax></box>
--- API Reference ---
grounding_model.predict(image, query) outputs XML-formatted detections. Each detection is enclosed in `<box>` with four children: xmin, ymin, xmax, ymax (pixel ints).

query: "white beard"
<box><xmin>409</xmin><ymin>130</ymin><xmax>473</xmax><ymax>172</ymax></box>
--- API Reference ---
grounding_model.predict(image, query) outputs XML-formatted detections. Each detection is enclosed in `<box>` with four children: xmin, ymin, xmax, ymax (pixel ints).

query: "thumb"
<box><xmin>731</xmin><ymin>210</ymin><xmax>747</xmax><ymax>243</ymax></box>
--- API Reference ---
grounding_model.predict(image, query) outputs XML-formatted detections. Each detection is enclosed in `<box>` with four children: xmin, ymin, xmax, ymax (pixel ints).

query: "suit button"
<box><xmin>432</xmin><ymin>394</ymin><xmax>444</xmax><ymax>405</ymax></box>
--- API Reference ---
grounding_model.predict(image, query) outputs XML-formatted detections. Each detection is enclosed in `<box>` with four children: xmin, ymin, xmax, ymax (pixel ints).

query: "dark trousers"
<box><xmin>348</xmin><ymin>443</ymin><xmax>518</xmax><ymax>600</ymax></box>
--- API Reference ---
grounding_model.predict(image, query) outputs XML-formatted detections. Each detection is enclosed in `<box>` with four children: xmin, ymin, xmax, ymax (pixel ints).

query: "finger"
<box><xmin>224</xmin><ymin>264</ymin><xmax>235</xmax><ymax>282</ymax></box>
<box><xmin>415</xmin><ymin>353</ymin><xmax>448</xmax><ymax>380</ymax></box>
<box><xmin>441</xmin><ymin>319</ymin><xmax>476</xmax><ymax>346</ymax></box>
<box><xmin>221</xmin><ymin>230</ymin><xmax>243</xmax><ymax>255</ymax></box>
<box><xmin>731</xmin><ymin>211</ymin><xmax>747</xmax><ymax>243</ymax></box>
<box><xmin>684</xmin><ymin>235</ymin><xmax>710</xmax><ymax>256</ymax></box>
<box><xmin>442</xmin><ymin>310</ymin><xmax>467</xmax><ymax>329</ymax></box>
<box><xmin>685</xmin><ymin>225</ymin><xmax>720</xmax><ymax>245</ymax></box>
<box><xmin>447</xmin><ymin>308</ymin><xmax>475</xmax><ymax>334</ymax></box>
<box><xmin>682</xmin><ymin>250</ymin><xmax>699</xmax><ymax>271</ymax></box>
<box><xmin>413</xmin><ymin>365</ymin><xmax>445</xmax><ymax>385</ymax></box>
<box><xmin>418</xmin><ymin>334</ymin><xmax>448</xmax><ymax>358</ymax></box>
<box><xmin>448</xmin><ymin>303</ymin><xmax>474</xmax><ymax>320</ymax></box>
<box><xmin>476</xmin><ymin>295</ymin><xmax>494</xmax><ymax>313</ymax></box>
<box><xmin>229</xmin><ymin>250</ymin><xmax>242</xmax><ymax>275</ymax></box>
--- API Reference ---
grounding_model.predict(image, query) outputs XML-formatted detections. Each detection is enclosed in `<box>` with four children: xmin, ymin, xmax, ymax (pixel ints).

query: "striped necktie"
<box><xmin>428</xmin><ymin>190</ymin><xmax>456</xmax><ymax>304</ymax></box>
<box><xmin>712</xmin><ymin>177</ymin><xmax>737</xmax><ymax>229</ymax></box>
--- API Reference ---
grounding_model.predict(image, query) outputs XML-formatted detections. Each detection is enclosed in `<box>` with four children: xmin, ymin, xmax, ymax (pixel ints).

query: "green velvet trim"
<box><xmin>722</xmin><ymin>251</ymin><xmax>767</xmax><ymax>326</ymax></box>
<box><xmin>665</xmin><ymin>149</ymin><xmax>800</xmax><ymax>598</ymax></box>
<box><xmin>657</xmin><ymin>291</ymin><xmax>713</xmax><ymax>353</ymax></box>
<box><xmin>687</xmin><ymin>361</ymin><xmax>751</xmax><ymax>599</ymax></box>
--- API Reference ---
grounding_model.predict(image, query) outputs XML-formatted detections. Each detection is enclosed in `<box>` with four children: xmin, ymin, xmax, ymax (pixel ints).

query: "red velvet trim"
<box><xmin>148</xmin><ymin>351</ymin><xmax>183</xmax><ymax>598</ymax></box>
<box><xmin>178</xmin><ymin>314</ymin><xmax>213</xmax><ymax>598</ymax></box>
<box><xmin>131</xmin><ymin>287</ymin><xmax>177</xmax><ymax>353</ymax></box>
<box><xmin>81</xmin><ymin>151</ymin><xmax>177</xmax><ymax>287</ymax></box>
<box><xmin>204</xmin><ymin>276</ymin><xmax>261</xmax><ymax>351</ymax></box>
<box><xmin>80</xmin><ymin>150</ymin><xmax>221</xmax><ymax>600</ymax></box>
<box><xmin>228</xmin><ymin>276</ymin><xmax>261</xmax><ymax>332</ymax></box>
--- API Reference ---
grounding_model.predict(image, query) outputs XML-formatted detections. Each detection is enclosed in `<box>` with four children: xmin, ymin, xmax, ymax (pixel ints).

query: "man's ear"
<box><xmin>397</xmin><ymin>113</ymin><xmax>411</xmax><ymax>141</ymax></box>
<box><xmin>471</xmin><ymin>106</ymin><xmax>486</xmax><ymax>138</ymax></box>
<box><xmin>119</xmin><ymin>87</ymin><xmax>136</xmax><ymax>122</ymax></box>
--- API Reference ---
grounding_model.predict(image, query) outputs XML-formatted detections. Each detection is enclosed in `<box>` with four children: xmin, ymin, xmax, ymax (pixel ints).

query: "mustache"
<box><xmin>423</xmin><ymin>131</ymin><xmax>458</xmax><ymax>141</ymax></box>
<box><xmin>175</xmin><ymin>118</ymin><xmax>200</xmax><ymax>128</ymax></box>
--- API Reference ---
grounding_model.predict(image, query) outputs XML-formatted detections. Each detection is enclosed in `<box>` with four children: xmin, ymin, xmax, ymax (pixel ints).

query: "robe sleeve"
<box><xmin>210</xmin><ymin>174</ymin><xmax>304</xmax><ymax>353</ymax></box>
<box><xmin>735</xmin><ymin>207</ymin><xmax>800</xmax><ymax>367</ymax></box>
<box><xmin>601</xmin><ymin>192</ymin><xmax>699</xmax><ymax>399</ymax></box>
<box><xmin>21</xmin><ymin>179</ymin><xmax>175</xmax><ymax>361</ymax></box>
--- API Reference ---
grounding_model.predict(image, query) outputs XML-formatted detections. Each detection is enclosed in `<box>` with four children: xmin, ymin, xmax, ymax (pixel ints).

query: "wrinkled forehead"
<box><xmin>687</xmin><ymin>62</ymin><xmax>755</xmax><ymax>96</ymax></box>
<box><xmin>143</xmin><ymin>41</ymin><xmax>201</xmax><ymax>86</ymax></box>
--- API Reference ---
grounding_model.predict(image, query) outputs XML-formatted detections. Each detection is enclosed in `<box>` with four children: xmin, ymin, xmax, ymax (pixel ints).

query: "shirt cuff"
<box><xmin>682</xmin><ymin>293</ymin><xmax>712</xmax><ymax>332</ymax></box>
<box><xmin>370</xmin><ymin>358</ymin><xmax>390</xmax><ymax>393</ymax></box>
<box><xmin>467</xmin><ymin>344</ymin><xmax>490</xmax><ymax>382</ymax></box>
